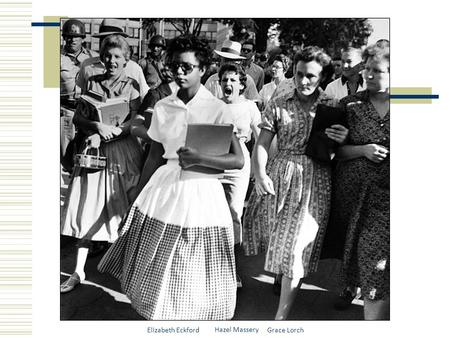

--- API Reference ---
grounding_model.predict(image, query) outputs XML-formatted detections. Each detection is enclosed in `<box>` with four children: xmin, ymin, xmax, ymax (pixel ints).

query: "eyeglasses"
<box><xmin>169</xmin><ymin>62</ymin><xmax>200</xmax><ymax>74</ymax></box>
<box><xmin>241</xmin><ymin>48</ymin><xmax>253</xmax><ymax>53</ymax></box>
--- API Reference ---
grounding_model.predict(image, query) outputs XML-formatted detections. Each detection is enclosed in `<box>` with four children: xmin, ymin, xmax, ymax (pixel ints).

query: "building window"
<box><xmin>92</xmin><ymin>24</ymin><xmax>99</xmax><ymax>34</ymax></box>
<box><xmin>198</xmin><ymin>31</ymin><xmax>216</xmax><ymax>44</ymax></box>
<box><xmin>84</xmin><ymin>23</ymin><xmax>91</xmax><ymax>34</ymax></box>
<box><xmin>164</xmin><ymin>29</ymin><xmax>181</xmax><ymax>40</ymax></box>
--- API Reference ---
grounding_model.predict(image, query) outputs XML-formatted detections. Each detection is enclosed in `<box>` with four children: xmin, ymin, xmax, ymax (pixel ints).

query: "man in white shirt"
<box><xmin>324</xmin><ymin>47</ymin><xmax>365</xmax><ymax>100</ymax></box>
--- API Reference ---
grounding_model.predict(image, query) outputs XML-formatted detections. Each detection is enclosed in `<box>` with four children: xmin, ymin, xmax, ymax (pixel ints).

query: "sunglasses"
<box><xmin>241</xmin><ymin>48</ymin><xmax>253</xmax><ymax>53</ymax></box>
<box><xmin>169</xmin><ymin>62</ymin><xmax>200</xmax><ymax>75</ymax></box>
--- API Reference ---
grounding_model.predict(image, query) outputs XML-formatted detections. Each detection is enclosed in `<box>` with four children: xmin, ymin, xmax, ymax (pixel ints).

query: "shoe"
<box><xmin>273</xmin><ymin>274</ymin><xmax>281</xmax><ymax>296</ymax></box>
<box><xmin>334</xmin><ymin>288</ymin><xmax>357</xmax><ymax>310</ymax></box>
<box><xmin>236</xmin><ymin>274</ymin><xmax>243</xmax><ymax>288</ymax></box>
<box><xmin>88</xmin><ymin>242</ymin><xmax>108</xmax><ymax>258</ymax></box>
<box><xmin>60</xmin><ymin>273</ymin><xmax>82</xmax><ymax>294</ymax></box>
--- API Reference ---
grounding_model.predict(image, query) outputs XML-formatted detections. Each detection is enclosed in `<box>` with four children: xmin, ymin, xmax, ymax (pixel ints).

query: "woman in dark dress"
<box><xmin>332</xmin><ymin>44</ymin><xmax>390</xmax><ymax>320</ymax></box>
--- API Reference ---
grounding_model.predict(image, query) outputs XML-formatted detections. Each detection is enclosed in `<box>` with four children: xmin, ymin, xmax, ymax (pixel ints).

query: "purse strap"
<box><xmin>81</xmin><ymin>141</ymin><xmax>100</xmax><ymax>157</ymax></box>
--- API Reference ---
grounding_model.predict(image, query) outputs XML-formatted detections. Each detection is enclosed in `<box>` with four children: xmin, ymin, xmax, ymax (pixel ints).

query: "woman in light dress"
<box><xmin>218</xmin><ymin>63</ymin><xmax>261</xmax><ymax>287</ymax></box>
<box><xmin>60</xmin><ymin>35</ymin><xmax>143</xmax><ymax>293</ymax></box>
<box><xmin>98</xmin><ymin>35</ymin><xmax>244</xmax><ymax>320</ymax></box>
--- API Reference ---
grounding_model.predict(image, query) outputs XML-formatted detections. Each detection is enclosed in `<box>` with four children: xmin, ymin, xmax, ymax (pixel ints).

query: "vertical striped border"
<box><xmin>0</xmin><ymin>0</ymin><xmax>32</xmax><ymax>336</ymax></box>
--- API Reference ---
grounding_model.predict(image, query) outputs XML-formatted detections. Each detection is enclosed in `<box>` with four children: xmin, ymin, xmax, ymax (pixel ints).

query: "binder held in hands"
<box><xmin>305</xmin><ymin>104</ymin><xmax>346</xmax><ymax>163</ymax></box>
<box><xmin>183</xmin><ymin>123</ymin><xmax>233</xmax><ymax>174</ymax></box>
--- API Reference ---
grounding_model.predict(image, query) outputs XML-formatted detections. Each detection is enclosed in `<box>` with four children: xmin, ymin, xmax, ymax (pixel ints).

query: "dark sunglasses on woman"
<box><xmin>169</xmin><ymin>62</ymin><xmax>200</xmax><ymax>75</ymax></box>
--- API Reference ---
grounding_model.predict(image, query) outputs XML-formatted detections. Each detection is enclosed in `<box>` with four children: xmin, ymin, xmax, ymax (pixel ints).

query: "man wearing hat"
<box><xmin>138</xmin><ymin>34</ymin><xmax>166</xmax><ymax>89</ymax></box>
<box><xmin>61</xmin><ymin>19</ymin><xmax>97</xmax><ymax>101</ymax></box>
<box><xmin>204</xmin><ymin>40</ymin><xmax>261</xmax><ymax>102</ymax></box>
<box><xmin>60</xmin><ymin>19</ymin><xmax>97</xmax><ymax>167</ymax></box>
<box><xmin>76</xmin><ymin>19</ymin><xmax>149</xmax><ymax>99</ymax></box>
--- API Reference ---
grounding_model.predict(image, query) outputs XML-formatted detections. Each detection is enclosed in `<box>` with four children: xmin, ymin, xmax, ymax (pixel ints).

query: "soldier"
<box><xmin>60</xmin><ymin>19</ymin><xmax>98</xmax><ymax>169</ymax></box>
<box><xmin>138</xmin><ymin>34</ymin><xmax>166</xmax><ymax>90</ymax></box>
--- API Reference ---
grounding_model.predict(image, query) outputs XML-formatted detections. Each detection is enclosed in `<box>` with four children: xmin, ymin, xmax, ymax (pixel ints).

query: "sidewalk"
<box><xmin>60</xmin><ymin>171</ymin><xmax>363</xmax><ymax>320</ymax></box>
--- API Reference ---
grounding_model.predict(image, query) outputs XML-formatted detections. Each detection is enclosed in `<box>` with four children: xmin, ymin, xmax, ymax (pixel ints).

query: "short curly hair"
<box><xmin>293</xmin><ymin>46</ymin><xmax>333</xmax><ymax>81</ymax></box>
<box><xmin>166</xmin><ymin>34</ymin><xmax>213</xmax><ymax>70</ymax></box>
<box><xmin>218</xmin><ymin>63</ymin><xmax>247</xmax><ymax>95</ymax></box>
<box><xmin>99</xmin><ymin>34</ymin><xmax>130</xmax><ymax>62</ymax></box>
<box><xmin>272</xmin><ymin>54</ymin><xmax>291</xmax><ymax>72</ymax></box>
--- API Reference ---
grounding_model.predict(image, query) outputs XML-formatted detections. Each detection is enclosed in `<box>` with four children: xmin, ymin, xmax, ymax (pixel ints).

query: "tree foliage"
<box><xmin>140</xmin><ymin>18</ymin><xmax>374</xmax><ymax>57</ymax></box>
<box><xmin>218</xmin><ymin>18</ymin><xmax>277</xmax><ymax>51</ymax></box>
<box><xmin>277</xmin><ymin>18</ymin><xmax>373</xmax><ymax>57</ymax></box>
<box><xmin>212</xmin><ymin>18</ymin><xmax>373</xmax><ymax>56</ymax></box>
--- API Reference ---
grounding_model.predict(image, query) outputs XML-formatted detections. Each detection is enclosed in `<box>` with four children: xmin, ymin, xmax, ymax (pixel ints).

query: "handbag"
<box><xmin>305</xmin><ymin>104</ymin><xmax>347</xmax><ymax>163</ymax></box>
<box><xmin>74</xmin><ymin>144</ymin><xmax>107</xmax><ymax>170</ymax></box>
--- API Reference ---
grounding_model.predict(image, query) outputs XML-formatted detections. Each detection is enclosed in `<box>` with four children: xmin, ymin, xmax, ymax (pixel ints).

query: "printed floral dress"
<box><xmin>243</xmin><ymin>88</ymin><xmax>337</xmax><ymax>280</ymax></box>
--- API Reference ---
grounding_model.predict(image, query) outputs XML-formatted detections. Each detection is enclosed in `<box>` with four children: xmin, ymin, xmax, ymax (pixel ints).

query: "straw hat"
<box><xmin>92</xmin><ymin>19</ymin><xmax>129</xmax><ymax>38</ymax></box>
<box><xmin>214</xmin><ymin>40</ymin><xmax>245</xmax><ymax>60</ymax></box>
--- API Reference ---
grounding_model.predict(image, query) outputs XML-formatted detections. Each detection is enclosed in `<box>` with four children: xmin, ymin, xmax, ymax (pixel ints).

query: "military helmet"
<box><xmin>62</xmin><ymin>19</ymin><xmax>86</xmax><ymax>38</ymax></box>
<box><xmin>149</xmin><ymin>35</ymin><xmax>166</xmax><ymax>48</ymax></box>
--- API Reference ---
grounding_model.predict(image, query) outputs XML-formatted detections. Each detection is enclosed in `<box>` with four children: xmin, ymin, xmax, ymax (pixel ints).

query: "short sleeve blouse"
<box><xmin>75</xmin><ymin>72</ymin><xmax>140</xmax><ymax>126</ymax></box>
<box><xmin>259</xmin><ymin>88</ymin><xmax>338</xmax><ymax>153</ymax></box>
<box><xmin>149</xmin><ymin>85</ymin><xmax>233</xmax><ymax>159</ymax></box>
<box><xmin>224</xmin><ymin>100</ymin><xmax>261</xmax><ymax>142</ymax></box>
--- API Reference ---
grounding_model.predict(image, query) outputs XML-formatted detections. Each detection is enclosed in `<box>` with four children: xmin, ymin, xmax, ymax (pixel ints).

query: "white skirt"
<box><xmin>61</xmin><ymin>135</ymin><xmax>142</xmax><ymax>242</ymax></box>
<box><xmin>98</xmin><ymin>160</ymin><xmax>237</xmax><ymax>320</ymax></box>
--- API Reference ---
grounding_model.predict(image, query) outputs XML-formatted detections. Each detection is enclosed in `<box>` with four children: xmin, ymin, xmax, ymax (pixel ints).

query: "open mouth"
<box><xmin>224</xmin><ymin>87</ymin><xmax>233</xmax><ymax>96</ymax></box>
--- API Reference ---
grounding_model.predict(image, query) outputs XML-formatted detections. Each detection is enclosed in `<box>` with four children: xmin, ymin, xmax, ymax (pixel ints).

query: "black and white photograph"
<box><xmin>59</xmin><ymin>17</ymin><xmax>390</xmax><ymax>321</ymax></box>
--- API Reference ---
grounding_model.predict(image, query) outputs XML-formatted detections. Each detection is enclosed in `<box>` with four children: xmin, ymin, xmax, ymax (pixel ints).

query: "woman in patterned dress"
<box><xmin>98</xmin><ymin>35</ymin><xmax>244</xmax><ymax>320</ymax></box>
<box><xmin>60</xmin><ymin>35</ymin><xmax>143</xmax><ymax>293</ymax></box>
<box><xmin>332</xmin><ymin>44</ymin><xmax>390</xmax><ymax>320</ymax></box>
<box><xmin>242</xmin><ymin>46</ymin><xmax>348</xmax><ymax>320</ymax></box>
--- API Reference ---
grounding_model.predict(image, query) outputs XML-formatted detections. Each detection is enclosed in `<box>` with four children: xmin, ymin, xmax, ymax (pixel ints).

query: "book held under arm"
<box><xmin>183</xmin><ymin>123</ymin><xmax>234</xmax><ymax>174</ymax></box>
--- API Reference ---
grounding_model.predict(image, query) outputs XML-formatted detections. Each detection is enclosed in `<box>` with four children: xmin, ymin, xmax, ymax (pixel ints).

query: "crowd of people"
<box><xmin>60</xmin><ymin>18</ymin><xmax>390</xmax><ymax>321</ymax></box>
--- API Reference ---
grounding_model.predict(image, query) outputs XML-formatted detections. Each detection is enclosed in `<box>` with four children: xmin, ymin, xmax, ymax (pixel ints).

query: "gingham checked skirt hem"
<box><xmin>98</xmin><ymin>161</ymin><xmax>237</xmax><ymax>320</ymax></box>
